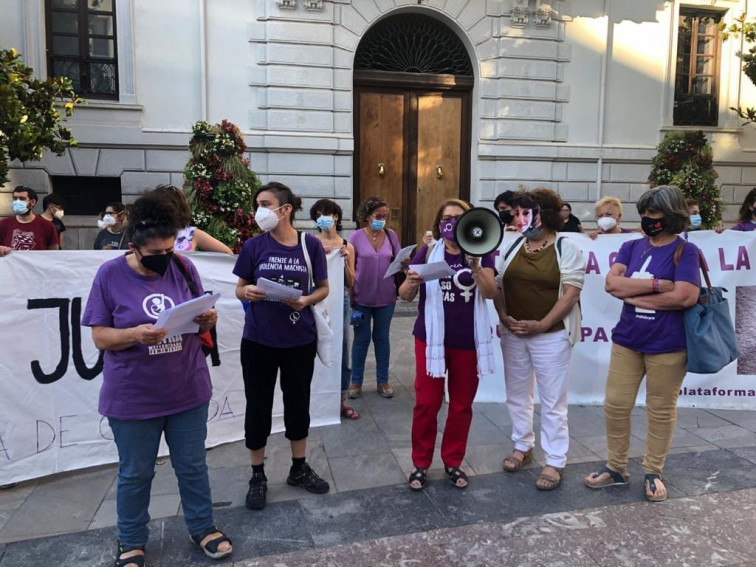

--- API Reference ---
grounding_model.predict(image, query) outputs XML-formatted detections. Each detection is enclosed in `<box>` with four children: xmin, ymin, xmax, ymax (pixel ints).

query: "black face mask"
<box><xmin>641</xmin><ymin>216</ymin><xmax>666</xmax><ymax>237</ymax></box>
<box><xmin>498</xmin><ymin>209</ymin><xmax>513</xmax><ymax>225</ymax></box>
<box><xmin>138</xmin><ymin>249</ymin><xmax>174</xmax><ymax>276</ymax></box>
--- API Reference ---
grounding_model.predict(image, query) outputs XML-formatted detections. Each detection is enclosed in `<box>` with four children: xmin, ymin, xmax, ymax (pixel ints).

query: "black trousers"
<box><xmin>240</xmin><ymin>339</ymin><xmax>317</xmax><ymax>451</ymax></box>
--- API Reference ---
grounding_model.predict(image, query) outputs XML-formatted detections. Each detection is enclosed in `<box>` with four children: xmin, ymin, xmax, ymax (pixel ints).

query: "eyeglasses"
<box><xmin>372</xmin><ymin>213</ymin><xmax>389</xmax><ymax>220</ymax></box>
<box><xmin>440</xmin><ymin>214</ymin><xmax>463</xmax><ymax>222</ymax></box>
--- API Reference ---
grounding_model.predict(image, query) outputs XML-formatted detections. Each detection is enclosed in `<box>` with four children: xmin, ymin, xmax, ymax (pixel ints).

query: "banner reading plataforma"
<box><xmin>0</xmin><ymin>250</ymin><xmax>344</xmax><ymax>485</ymax></box>
<box><xmin>475</xmin><ymin>230</ymin><xmax>756</xmax><ymax>407</ymax></box>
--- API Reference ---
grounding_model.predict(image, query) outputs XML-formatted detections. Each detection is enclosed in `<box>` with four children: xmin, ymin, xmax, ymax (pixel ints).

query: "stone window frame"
<box><xmin>27</xmin><ymin>0</ymin><xmax>136</xmax><ymax>104</ymax></box>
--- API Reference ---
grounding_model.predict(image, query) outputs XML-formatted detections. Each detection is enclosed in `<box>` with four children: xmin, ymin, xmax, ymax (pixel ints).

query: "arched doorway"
<box><xmin>353</xmin><ymin>14</ymin><xmax>474</xmax><ymax>246</ymax></box>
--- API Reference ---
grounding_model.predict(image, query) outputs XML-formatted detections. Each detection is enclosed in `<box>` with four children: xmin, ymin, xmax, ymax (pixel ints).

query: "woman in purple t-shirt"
<box><xmin>347</xmin><ymin>196</ymin><xmax>404</xmax><ymax>399</ymax></box>
<box><xmin>82</xmin><ymin>193</ymin><xmax>231</xmax><ymax>565</ymax></box>
<box><xmin>233</xmin><ymin>182</ymin><xmax>330</xmax><ymax>512</ymax></box>
<box><xmin>399</xmin><ymin>199</ymin><xmax>497</xmax><ymax>490</ymax></box>
<box><xmin>730</xmin><ymin>187</ymin><xmax>756</xmax><ymax>232</ymax></box>
<box><xmin>586</xmin><ymin>186</ymin><xmax>701</xmax><ymax>502</ymax></box>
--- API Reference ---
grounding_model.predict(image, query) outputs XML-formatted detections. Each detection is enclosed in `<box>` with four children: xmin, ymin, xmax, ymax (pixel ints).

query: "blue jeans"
<box><xmin>350</xmin><ymin>303</ymin><xmax>395</xmax><ymax>385</ymax></box>
<box><xmin>341</xmin><ymin>292</ymin><xmax>351</xmax><ymax>392</ymax></box>
<box><xmin>109</xmin><ymin>403</ymin><xmax>214</xmax><ymax>548</ymax></box>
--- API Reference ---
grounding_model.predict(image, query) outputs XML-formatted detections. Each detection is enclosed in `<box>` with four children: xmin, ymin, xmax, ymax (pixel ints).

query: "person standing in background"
<box><xmin>94</xmin><ymin>202</ymin><xmax>129</xmax><ymax>250</ymax></box>
<box><xmin>559</xmin><ymin>202</ymin><xmax>583</xmax><ymax>233</ymax></box>
<box><xmin>41</xmin><ymin>193</ymin><xmax>67</xmax><ymax>248</ymax></box>
<box><xmin>588</xmin><ymin>197</ymin><xmax>634</xmax><ymax>239</ymax></box>
<box><xmin>347</xmin><ymin>196</ymin><xmax>402</xmax><ymax>400</ymax></box>
<box><xmin>730</xmin><ymin>188</ymin><xmax>756</xmax><ymax>232</ymax></box>
<box><xmin>0</xmin><ymin>186</ymin><xmax>59</xmax><ymax>253</ymax></box>
<box><xmin>309</xmin><ymin>198</ymin><xmax>360</xmax><ymax>421</ymax></box>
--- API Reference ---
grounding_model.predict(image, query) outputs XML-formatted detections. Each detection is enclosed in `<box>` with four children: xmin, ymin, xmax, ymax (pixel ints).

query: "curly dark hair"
<box><xmin>356</xmin><ymin>196</ymin><xmax>388</xmax><ymax>225</ymax></box>
<box><xmin>151</xmin><ymin>185</ymin><xmax>192</xmax><ymax>227</ymax></box>
<box><xmin>512</xmin><ymin>187</ymin><xmax>564</xmax><ymax>231</ymax></box>
<box><xmin>310</xmin><ymin>198</ymin><xmax>344</xmax><ymax>232</ymax></box>
<box><xmin>127</xmin><ymin>192</ymin><xmax>183</xmax><ymax>247</ymax></box>
<box><xmin>738</xmin><ymin>188</ymin><xmax>756</xmax><ymax>223</ymax></box>
<box><xmin>253</xmin><ymin>182</ymin><xmax>303</xmax><ymax>222</ymax></box>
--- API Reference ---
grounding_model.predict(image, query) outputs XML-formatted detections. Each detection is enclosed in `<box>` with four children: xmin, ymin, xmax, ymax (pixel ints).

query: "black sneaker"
<box><xmin>245</xmin><ymin>472</ymin><xmax>267</xmax><ymax>510</ymax></box>
<box><xmin>286</xmin><ymin>463</ymin><xmax>330</xmax><ymax>494</ymax></box>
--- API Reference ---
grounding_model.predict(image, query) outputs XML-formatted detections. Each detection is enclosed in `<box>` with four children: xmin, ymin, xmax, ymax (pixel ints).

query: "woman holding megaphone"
<box><xmin>399</xmin><ymin>199</ymin><xmax>498</xmax><ymax>491</ymax></box>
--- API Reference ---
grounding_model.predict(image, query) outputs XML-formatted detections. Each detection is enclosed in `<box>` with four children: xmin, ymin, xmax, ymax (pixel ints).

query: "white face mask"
<box><xmin>102</xmin><ymin>214</ymin><xmax>116</xmax><ymax>227</ymax></box>
<box><xmin>97</xmin><ymin>219</ymin><xmax>107</xmax><ymax>230</ymax></box>
<box><xmin>255</xmin><ymin>205</ymin><xmax>285</xmax><ymax>232</ymax></box>
<box><xmin>54</xmin><ymin>209</ymin><xmax>64</xmax><ymax>220</ymax></box>
<box><xmin>597</xmin><ymin>217</ymin><xmax>617</xmax><ymax>232</ymax></box>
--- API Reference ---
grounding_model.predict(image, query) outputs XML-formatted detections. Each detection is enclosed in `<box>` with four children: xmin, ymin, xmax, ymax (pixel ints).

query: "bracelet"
<box><xmin>653</xmin><ymin>278</ymin><xmax>660</xmax><ymax>293</ymax></box>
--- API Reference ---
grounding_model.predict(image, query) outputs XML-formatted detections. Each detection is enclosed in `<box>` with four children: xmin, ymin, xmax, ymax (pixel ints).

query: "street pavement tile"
<box><xmin>474</xmin><ymin>402</ymin><xmax>512</xmax><ymax>428</ymax></box>
<box><xmin>570</xmin><ymin>499</ymin><xmax>756</xmax><ymax>567</ymax></box>
<box><xmin>0</xmin><ymin>526</ymin><xmax>117</xmax><ymax>567</ymax></box>
<box><xmin>327</xmin><ymin>452</ymin><xmax>405</xmax><ymax>492</ymax></box>
<box><xmin>298</xmin><ymin>483</ymin><xmax>447</xmax><ymax>548</ymax></box>
<box><xmin>675</xmin><ymin>408</ymin><xmax>735</xmax><ymax>429</ymax></box>
<box><xmin>575</xmin><ymin>433</ymin><xmax>646</xmax><ymax>461</ymax></box>
<box><xmin>660</xmin><ymin>450</ymin><xmax>756</xmax><ymax>496</ymax></box>
<box><xmin>0</xmin><ymin>482</ymin><xmax>35</xmax><ymax>534</ymax></box>
<box><xmin>706</xmin><ymin>409</ymin><xmax>756</xmax><ymax>432</ymax></box>
<box><xmin>668</xmin><ymin>427</ymin><xmax>711</xmax><ymax>448</ymax></box>
<box><xmin>87</xmin><ymin>497</ymin><xmax>116</xmax><ymax>530</ymax></box>
<box><xmin>464</xmin><ymin>412</ymin><xmax>508</xmax><ymax>446</ymax></box>
<box><xmin>461</xmin><ymin>443</ymin><xmax>512</xmax><ymax>475</ymax></box>
<box><xmin>318</xmin><ymin>415</ymin><xmax>391</xmax><ymax>458</ymax></box>
<box><xmin>690</xmin><ymin>425</ymin><xmax>756</xmax><ymax>448</ymax></box>
<box><xmin>727</xmin><ymin>445</ymin><xmax>756</xmax><ymax>464</ymax></box>
<box><xmin>156</xmin><ymin>500</ymin><xmax>311</xmax><ymax>567</ymax></box>
<box><xmin>0</xmin><ymin>466</ymin><xmax>114</xmax><ymax>542</ymax></box>
<box><xmin>206</xmin><ymin>440</ymin><xmax>257</xmax><ymax>470</ymax></box>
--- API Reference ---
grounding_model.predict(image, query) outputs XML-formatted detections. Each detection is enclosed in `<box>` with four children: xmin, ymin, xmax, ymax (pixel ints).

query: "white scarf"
<box><xmin>423</xmin><ymin>241</ymin><xmax>496</xmax><ymax>378</ymax></box>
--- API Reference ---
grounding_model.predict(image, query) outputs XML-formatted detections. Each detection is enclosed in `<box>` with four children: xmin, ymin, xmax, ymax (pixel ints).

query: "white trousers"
<box><xmin>501</xmin><ymin>330</ymin><xmax>572</xmax><ymax>469</ymax></box>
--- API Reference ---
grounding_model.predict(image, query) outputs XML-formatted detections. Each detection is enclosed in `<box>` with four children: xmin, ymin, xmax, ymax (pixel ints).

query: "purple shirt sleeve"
<box><xmin>410</xmin><ymin>245</ymin><xmax>429</xmax><ymax>265</ymax></box>
<box><xmin>233</xmin><ymin>237</ymin><xmax>257</xmax><ymax>282</ymax></box>
<box><xmin>81</xmin><ymin>264</ymin><xmax>114</xmax><ymax>327</ymax></box>
<box><xmin>615</xmin><ymin>239</ymin><xmax>634</xmax><ymax>266</ymax></box>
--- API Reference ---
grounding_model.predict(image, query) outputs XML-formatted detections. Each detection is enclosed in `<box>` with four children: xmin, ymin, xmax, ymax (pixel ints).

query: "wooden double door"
<box><xmin>355</xmin><ymin>82</ymin><xmax>472</xmax><ymax>247</ymax></box>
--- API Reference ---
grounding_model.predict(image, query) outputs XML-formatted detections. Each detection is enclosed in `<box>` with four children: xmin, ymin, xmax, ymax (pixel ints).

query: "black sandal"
<box><xmin>645</xmin><ymin>474</ymin><xmax>668</xmax><ymax>502</ymax></box>
<box><xmin>114</xmin><ymin>541</ymin><xmax>145</xmax><ymax>567</ymax></box>
<box><xmin>190</xmin><ymin>525</ymin><xmax>233</xmax><ymax>560</ymax></box>
<box><xmin>408</xmin><ymin>467</ymin><xmax>427</xmax><ymax>491</ymax></box>
<box><xmin>445</xmin><ymin>467</ymin><xmax>469</xmax><ymax>489</ymax></box>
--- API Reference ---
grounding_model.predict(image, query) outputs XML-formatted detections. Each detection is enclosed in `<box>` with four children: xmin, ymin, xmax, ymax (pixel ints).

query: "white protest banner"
<box><xmin>0</xmin><ymin>250</ymin><xmax>343</xmax><ymax>484</ymax></box>
<box><xmin>476</xmin><ymin>230</ymin><xmax>756</xmax><ymax>410</ymax></box>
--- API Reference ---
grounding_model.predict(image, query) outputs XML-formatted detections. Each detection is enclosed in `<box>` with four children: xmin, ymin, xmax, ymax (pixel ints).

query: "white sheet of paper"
<box><xmin>154</xmin><ymin>292</ymin><xmax>220</xmax><ymax>337</ymax></box>
<box><xmin>384</xmin><ymin>244</ymin><xmax>417</xmax><ymax>278</ymax></box>
<box><xmin>256</xmin><ymin>277</ymin><xmax>304</xmax><ymax>301</ymax></box>
<box><xmin>410</xmin><ymin>261</ymin><xmax>455</xmax><ymax>281</ymax></box>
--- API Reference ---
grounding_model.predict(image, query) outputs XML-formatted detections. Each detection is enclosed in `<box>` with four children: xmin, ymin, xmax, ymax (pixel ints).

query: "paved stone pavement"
<box><xmin>2</xmin><ymin>310</ymin><xmax>756</xmax><ymax>565</ymax></box>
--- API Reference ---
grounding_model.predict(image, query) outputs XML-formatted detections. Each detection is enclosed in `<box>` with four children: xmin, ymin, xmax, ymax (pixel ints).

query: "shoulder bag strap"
<box><xmin>171</xmin><ymin>253</ymin><xmax>199</xmax><ymax>297</ymax></box>
<box><xmin>384</xmin><ymin>228</ymin><xmax>398</xmax><ymax>259</ymax></box>
<box><xmin>300</xmin><ymin>231</ymin><xmax>314</xmax><ymax>290</ymax></box>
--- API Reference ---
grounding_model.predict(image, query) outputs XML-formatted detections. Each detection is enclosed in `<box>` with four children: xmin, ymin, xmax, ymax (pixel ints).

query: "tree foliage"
<box><xmin>648</xmin><ymin>130</ymin><xmax>721</xmax><ymax>228</ymax></box>
<box><xmin>0</xmin><ymin>48</ymin><xmax>81</xmax><ymax>187</ymax></box>
<box><xmin>721</xmin><ymin>16</ymin><xmax>756</xmax><ymax>125</ymax></box>
<box><xmin>183</xmin><ymin>120</ymin><xmax>260</xmax><ymax>253</ymax></box>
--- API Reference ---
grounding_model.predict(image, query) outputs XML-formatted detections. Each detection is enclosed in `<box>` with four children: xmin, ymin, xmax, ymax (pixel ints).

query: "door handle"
<box><xmin>436</xmin><ymin>165</ymin><xmax>443</xmax><ymax>179</ymax></box>
<box><xmin>378</xmin><ymin>163</ymin><xmax>385</xmax><ymax>177</ymax></box>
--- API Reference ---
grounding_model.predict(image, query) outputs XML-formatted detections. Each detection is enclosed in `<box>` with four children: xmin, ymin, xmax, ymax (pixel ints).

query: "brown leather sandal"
<box><xmin>535</xmin><ymin>466</ymin><xmax>563</xmax><ymax>491</ymax></box>
<box><xmin>502</xmin><ymin>448</ymin><xmax>533</xmax><ymax>472</ymax></box>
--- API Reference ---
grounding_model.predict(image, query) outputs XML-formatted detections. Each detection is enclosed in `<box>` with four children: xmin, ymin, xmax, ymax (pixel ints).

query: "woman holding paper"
<box><xmin>347</xmin><ymin>196</ymin><xmax>405</xmax><ymax>399</ymax></box>
<box><xmin>495</xmin><ymin>188</ymin><xmax>586</xmax><ymax>492</ymax></box>
<box><xmin>234</xmin><ymin>182</ymin><xmax>330</xmax><ymax>512</ymax></box>
<box><xmin>399</xmin><ymin>199</ymin><xmax>497</xmax><ymax>490</ymax></box>
<box><xmin>82</xmin><ymin>193</ymin><xmax>231</xmax><ymax>565</ymax></box>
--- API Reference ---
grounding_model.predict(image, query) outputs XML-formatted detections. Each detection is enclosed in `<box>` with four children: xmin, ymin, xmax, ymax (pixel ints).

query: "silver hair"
<box><xmin>636</xmin><ymin>185</ymin><xmax>690</xmax><ymax>234</ymax></box>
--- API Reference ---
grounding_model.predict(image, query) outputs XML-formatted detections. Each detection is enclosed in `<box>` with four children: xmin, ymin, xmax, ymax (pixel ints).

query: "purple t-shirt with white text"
<box><xmin>411</xmin><ymin>244</ymin><xmax>495</xmax><ymax>350</ymax></box>
<box><xmin>611</xmin><ymin>236</ymin><xmax>701</xmax><ymax>354</ymax></box>
<box><xmin>81</xmin><ymin>254</ymin><xmax>212</xmax><ymax>420</ymax></box>
<box><xmin>233</xmin><ymin>232</ymin><xmax>327</xmax><ymax>347</ymax></box>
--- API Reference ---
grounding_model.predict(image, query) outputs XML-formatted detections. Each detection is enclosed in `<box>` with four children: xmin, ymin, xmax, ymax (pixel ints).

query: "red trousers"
<box><xmin>411</xmin><ymin>338</ymin><xmax>480</xmax><ymax>469</ymax></box>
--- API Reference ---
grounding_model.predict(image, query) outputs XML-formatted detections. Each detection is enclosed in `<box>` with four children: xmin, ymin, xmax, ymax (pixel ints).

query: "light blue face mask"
<box><xmin>12</xmin><ymin>200</ymin><xmax>29</xmax><ymax>215</ymax></box>
<box><xmin>370</xmin><ymin>218</ymin><xmax>386</xmax><ymax>231</ymax></box>
<box><xmin>690</xmin><ymin>214</ymin><xmax>702</xmax><ymax>229</ymax></box>
<box><xmin>316</xmin><ymin>215</ymin><xmax>335</xmax><ymax>231</ymax></box>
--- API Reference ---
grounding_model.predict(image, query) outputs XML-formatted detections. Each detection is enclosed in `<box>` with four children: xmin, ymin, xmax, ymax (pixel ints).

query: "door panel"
<box><xmin>415</xmin><ymin>94</ymin><xmax>462</xmax><ymax>246</ymax></box>
<box><xmin>357</xmin><ymin>91</ymin><xmax>405</xmax><ymax>235</ymax></box>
